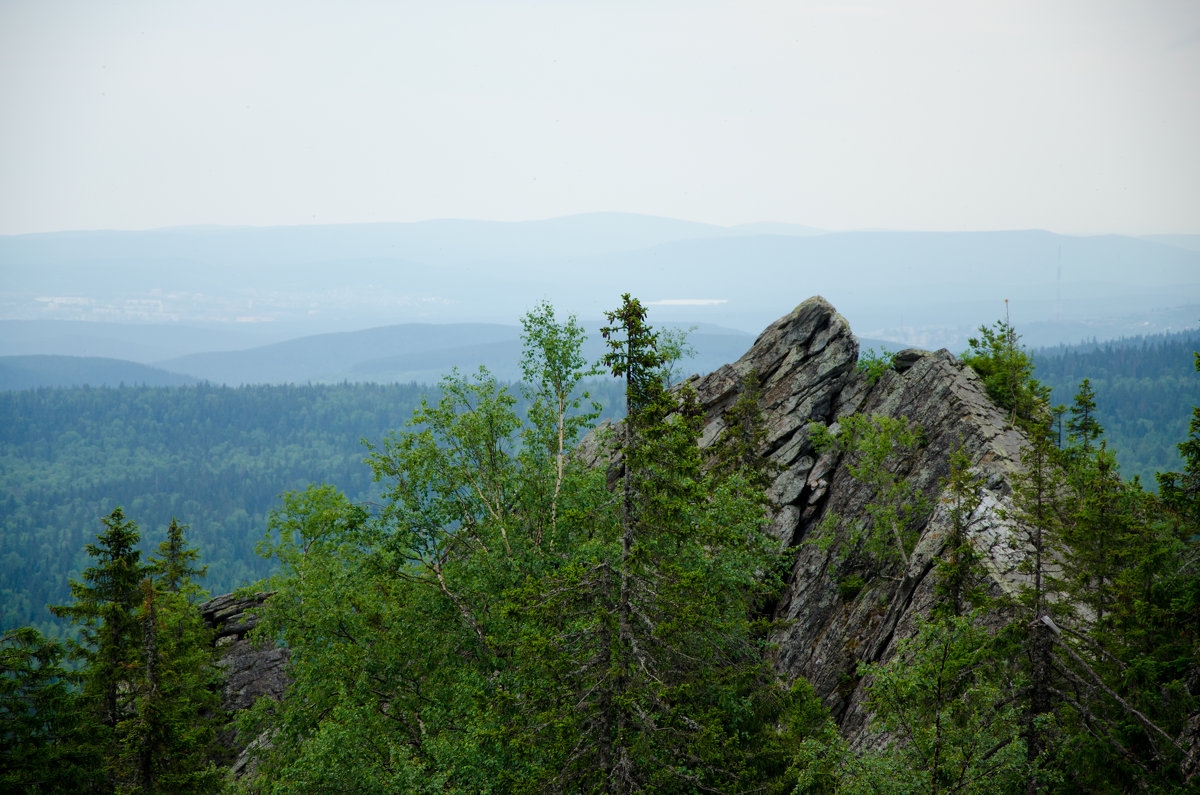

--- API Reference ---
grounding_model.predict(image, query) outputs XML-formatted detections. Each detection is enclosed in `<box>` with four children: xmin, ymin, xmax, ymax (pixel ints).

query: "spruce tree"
<box><xmin>1003</xmin><ymin>360</ymin><xmax>1191</xmax><ymax>791</ymax></box>
<box><xmin>149</xmin><ymin>518</ymin><xmax>207</xmax><ymax>595</ymax></box>
<box><xmin>47</xmin><ymin>509</ymin><xmax>221</xmax><ymax>794</ymax></box>
<box><xmin>133</xmin><ymin>522</ymin><xmax>222</xmax><ymax>793</ymax></box>
<box><xmin>1065</xmin><ymin>378</ymin><xmax>1102</xmax><ymax>455</ymax></box>
<box><xmin>50</xmin><ymin>507</ymin><xmax>145</xmax><ymax>792</ymax></box>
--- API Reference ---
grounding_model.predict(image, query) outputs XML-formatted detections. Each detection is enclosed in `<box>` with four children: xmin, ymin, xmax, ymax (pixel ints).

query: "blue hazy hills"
<box><xmin>1</xmin><ymin>213</ymin><xmax>1197</xmax><ymax>388</ymax></box>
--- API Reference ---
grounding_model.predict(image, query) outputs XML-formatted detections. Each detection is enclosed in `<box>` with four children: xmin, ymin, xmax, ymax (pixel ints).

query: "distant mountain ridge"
<box><xmin>0</xmin><ymin>355</ymin><xmax>200</xmax><ymax>390</ymax></box>
<box><xmin>0</xmin><ymin>321</ymin><xmax>756</xmax><ymax>389</ymax></box>
<box><xmin>3</xmin><ymin>214</ymin><xmax>1197</xmax><ymax>348</ymax></box>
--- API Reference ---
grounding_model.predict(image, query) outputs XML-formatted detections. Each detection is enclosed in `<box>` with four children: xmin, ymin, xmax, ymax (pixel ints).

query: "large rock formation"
<box><xmin>683</xmin><ymin>296</ymin><xmax>1029</xmax><ymax>740</ymax></box>
<box><xmin>201</xmin><ymin>592</ymin><xmax>288</xmax><ymax>774</ymax></box>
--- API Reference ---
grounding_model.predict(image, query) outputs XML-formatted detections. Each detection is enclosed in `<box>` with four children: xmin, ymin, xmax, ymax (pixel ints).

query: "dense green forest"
<box><xmin>2</xmin><ymin>301</ymin><xmax>1199</xmax><ymax>792</ymax></box>
<box><xmin>1033</xmin><ymin>328</ymin><xmax>1200</xmax><ymax>485</ymax></box>
<box><xmin>0</xmin><ymin>382</ymin><xmax>420</xmax><ymax>635</ymax></box>
<box><xmin>0</xmin><ymin>380</ymin><xmax>624</xmax><ymax>636</ymax></box>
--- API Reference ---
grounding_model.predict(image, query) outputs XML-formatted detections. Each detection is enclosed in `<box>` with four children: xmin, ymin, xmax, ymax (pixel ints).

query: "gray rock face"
<box><xmin>201</xmin><ymin>592</ymin><xmax>289</xmax><ymax>714</ymax></box>
<box><xmin>682</xmin><ymin>296</ymin><xmax>1031</xmax><ymax>741</ymax></box>
<box><xmin>201</xmin><ymin>592</ymin><xmax>290</xmax><ymax>775</ymax></box>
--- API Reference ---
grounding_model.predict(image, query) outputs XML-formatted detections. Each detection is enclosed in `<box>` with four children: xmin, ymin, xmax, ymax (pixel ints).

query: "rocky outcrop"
<box><xmin>679</xmin><ymin>296</ymin><xmax>1031</xmax><ymax>741</ymax></box>
<box><xmin>201</xmin><ymin>592</ymin><xmax>289</xmax><ymax>714</ymax></box>
<box><xmin>201</xmin><ymin>591</ymin><xmax>288</xmax><ymax>774</ymax></box>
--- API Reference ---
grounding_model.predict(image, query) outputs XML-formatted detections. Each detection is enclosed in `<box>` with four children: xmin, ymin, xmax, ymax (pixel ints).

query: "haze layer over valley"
<box><xmin>3</xmin><ymin>214</ymin><xmax>1198</xmax><ymax>372</ymax></box>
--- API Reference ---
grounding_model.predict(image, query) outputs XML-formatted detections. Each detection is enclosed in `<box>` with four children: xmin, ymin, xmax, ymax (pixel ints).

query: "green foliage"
<box><xmin>801</xmin><ymin>451</ymin><xmax>1029</xmax><ymax>793</ymax></box>
<box><xmin>0</xmin><ymin>627</ymin><xmax>95</xmax><ymax>793</ymax></box>
<box><xmin>797</xmin><ymin>350</ymin><xmax>1200</xmax><ymax>792</ymax></box>
<box><xmin>240</xmin><ymin>298</ymin><xmax>805</xmax><ymax>792</ymax></box>
<box><xmin>37</xmin><ymin>509</ymin><xmax>223</xmax><ymax>793</ymax></box>
<box><xmin>519</xmin><ymin>301</ymin><xmax>601</xmax><ymax>544</ymax></box>
<box><xmin>0</xmin><ymin>382</ymin><xmax>425</xmax><ymax>635</ymax></box>
<box><xmin>962</xmin><ymin>316</ymin><xmax>1050</xmax><ymax>432</ymax></box>
<box><xmin>49</xmin><ymin>507</ymin><xmax>145</xmax><ymax>760</ymax></box>
<box><xmin>1034</xmin><ymin>330</ymin><xmax>1200</xmax><ymax>486</ymax></box>
<box><xmin>1004</xmin><ymin>386</ymin><xmax>1200</xmax><ymax>792</ymax></box>
<box><xmin>836</xmin><ymin>575</ymin><xmax>866</xmax><ymax>602</ymax></box>
<box><xmin>5</xmin><ymin>307</ymin><xmax>1197</xmax><ymax>791</ymax></box>
<box><xmin>855</xmin><ymin>347</ymin><xmax>895</xmax><ymax>386</ymax></box>
<box><xmin>810</xmin><ymin>414</ymin><xmax>928</xmax><ymax>571</ymax></box>
<box><xmin>0</xmin><ymin>379</ymin><xmax>631</xmax><ymax>634</ymax></box>
<box><xmin>854</xmin><ymin>613</ymin><xmax>1028</xmax><ymax>794</ymax></box>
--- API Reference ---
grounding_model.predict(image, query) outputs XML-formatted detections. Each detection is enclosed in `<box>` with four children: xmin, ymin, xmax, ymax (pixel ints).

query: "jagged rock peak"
<box><xmin>684</xmin><ymin>296</ymin><xmax>1030</xmax><ymax>741</ymax></box>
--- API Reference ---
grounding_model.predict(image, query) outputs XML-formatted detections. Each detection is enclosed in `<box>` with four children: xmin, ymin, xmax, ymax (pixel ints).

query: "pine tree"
<box><xmin>47</xmin><ymin>509</ymin><xmax>222</xmax><ymax>794</ymax></box>
<box><xmin>50</xmin><ymin>507</ymin><xmax>145</xmax><ymax>792</ymax></box>
<box><xmin>1065</xmin><ymin>378</ymin><xmax>1102</xmax><ymax>455</ymax></box>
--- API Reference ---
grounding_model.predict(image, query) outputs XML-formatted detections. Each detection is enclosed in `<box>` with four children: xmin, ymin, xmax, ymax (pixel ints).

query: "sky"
<box><xmin>2</xmin><ymin>0</ymin><xmax>1199</xmax><ymax>237</ymax></box>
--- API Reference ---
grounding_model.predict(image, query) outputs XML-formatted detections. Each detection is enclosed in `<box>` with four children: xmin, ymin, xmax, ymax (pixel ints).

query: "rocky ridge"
<box><xmin>683</xmin><ymin>296</ymin><xmax>1030</xmax><ymax>739</ymax></box>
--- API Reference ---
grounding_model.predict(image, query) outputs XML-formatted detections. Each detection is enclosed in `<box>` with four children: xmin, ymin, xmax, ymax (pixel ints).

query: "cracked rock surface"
<box><xmin>683</xmin><ymin>296</ymin><xmax>1031</xmax><ymax>742</ymax></box>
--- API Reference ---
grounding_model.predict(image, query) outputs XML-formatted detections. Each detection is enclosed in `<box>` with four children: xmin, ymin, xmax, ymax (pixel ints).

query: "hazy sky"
<box><xmin>2</xmin><ymin>1</ymin><xmax>1198</xmax><ymax>236</ymax></box>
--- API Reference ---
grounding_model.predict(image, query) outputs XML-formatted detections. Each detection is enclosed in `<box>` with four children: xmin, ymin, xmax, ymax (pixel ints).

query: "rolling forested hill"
<box><xmin>0</xmin><ymin>383</ymin><xmax>420</xmax><ymax>634</ymax></box>
<box><xmin>0</xmin><ymin>379</ymin><xmax>624</xmax><ymax>636</ymax></box>
<box><xmin>0</xmin><ymin>355</ymin><xmax>201</xmax><ymax>389</ymax></box>
<box><xmin>1033</xmin><ymin>327</ymin><xmax>1200</xmax><ymax>485</ymax></box>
